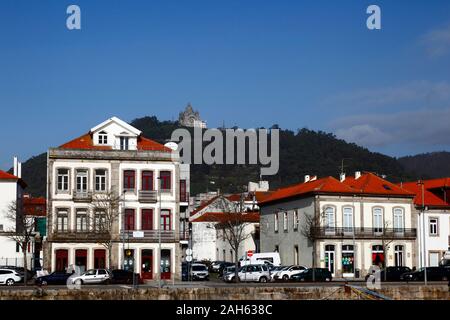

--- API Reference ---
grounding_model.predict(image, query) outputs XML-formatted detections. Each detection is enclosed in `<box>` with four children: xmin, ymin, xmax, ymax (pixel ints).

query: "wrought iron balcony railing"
<box><xmin>121</xmin><ymin>230</ymin><xmax>190</xmax><ymax>242</ymax></box>
<box><xmin>310</xmin><ymin>227</ymin><xmax>417</xmax><ymax>239</ymax></box>
<box><xmin>138</xmin><ymin>190</ymin><xmax>158</xmax><ymax>203</ymax></box>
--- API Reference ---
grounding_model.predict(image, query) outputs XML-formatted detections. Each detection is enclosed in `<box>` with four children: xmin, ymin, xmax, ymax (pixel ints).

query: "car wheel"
<box><xmin>259</xmin><ymin>277</ymin><xmax>268</xmax><ymax>283</ymax></box>
<box><xmin>41</xmin><ymin>280</ymin><xmax>48</xmax><ymax>286</ymax></box>
<box><xmin>75</xmin><ymin>279</ymin><xmax>83</xmax><ymax>285</ymax></box>
<box><xmin>282</xmin><ymin>275</ymin><xmax>289</xmax><ymax>281</ymax></box>
<box><xmin>325</xmin><ymin>278</ymin><xmax>331</xmax><ymax>282</ymax></box>
<box><xmin>6</xmin><ymin>279</ymin><xmax>15</xmax><ymax>286</ymax></box>
<box><xmin>300</xmin><ymin>278</ymin><xmax>305</xmax><ymax>282</ymax></box>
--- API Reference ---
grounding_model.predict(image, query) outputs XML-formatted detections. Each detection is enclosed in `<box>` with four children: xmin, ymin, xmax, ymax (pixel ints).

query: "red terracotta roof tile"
<box><xmin>59</xmin><ymin>132</ymin><xmax>171</xmax><ymax>152</ymax></box>
<box><xmin>400</xmin><ymin>178</ymin><xmax>450</xmax><ymax>208</ymax></box>
<box><xmin>191</xmin><ymin>211</ymin><xmax>259</xmax><ymax>223</ymax></box>
<box><xmin>0</xmin><ymin>170</ymin><xmax>27</xmax><ymax>188</ymax></box>
<box><xmin>342</xmin><ymin>172</ymin><xmax>415</xmax><ymax>197</ymax></box>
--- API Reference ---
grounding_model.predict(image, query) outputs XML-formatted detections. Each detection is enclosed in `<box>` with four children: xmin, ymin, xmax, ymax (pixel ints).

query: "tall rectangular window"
<box><xmin>283</xmin><ymin>212</ymin><xmax>288</xmax><ymax>231</ymax></box>
<box><xmin>120</xmin><ymin>137</ymin><xmax>129</xmax><ymax>150</ymax></box>
<box><xmin>76</xmin><ymin>169</ymin><xmax>88</xmax><ymax>192</ymax></box>
<box><xmin>160</xmin><ymin>209</ymin><xmax>171</xmax><ymax>231</ymax></box>
<box><xmin>76</xmin><ymin>210</ymin><xmax>88</xmax><ymax>232</ymax></box>
<box><xmin>373</xmin><ymin>207</ymin><xmax>383</xmax><ymax>233</ymax></box>
<box><xmin>124</xmin><ymin>209</ymin><xmax>135</xmax><ymax>231</ymax></box>
<box><xmin>141</xmin><ymin>171</ymin><xmax>153</xmax><ymax>191</ymax></box>
<box><xmin>123</xmin><ymin>170</ymin><xmax>135</xmax><ymax>190</ymax></box>
<box><xmin>57</xmin><ymin>169</ymin><xmax>69</xmax><ymax>192</ymax></box>
<box><xmin>429</xmin><ymin>218</ymin><xmax>438</xmax><ymax>236</ymax></box>
<box><xmin>141</xmin><ymin>209</ymin><xmax>153</xmax><ymax>230</ymax></box>
<box><xmin>94</xmin><ymin>212</ymin><xmax>106</xmax><ymax>232</ymax></box>
<box><xmin>293</xmin><ymin>210</ymin><xmax>299</xmax><ymax>230</ymax></box>
<box><xmin>393</xmin><ymin>208</ymin><xmax>405</xmax><ymax>232</ymax></box>
<box><xmin>343</xmin><ymin>207</ymin><xmax>354</xmax><ymax>233</ymax></box>
<box><xmin>160</xmin><ymin>171</ymin><xmax>171</xmax><ymax>191</ymax></box>
<box><xmin>325</xmin><ymin>207</ymin><xmax>335</xmax><ymax>232</ymax></box>
<box><xmin>57</xmin><ymin>210</ymin><xmax>68</xmax><ymax>232</ymax></box>
<box><xmin>274</xmin><ymin>213</ymin><xmax>279</xmax><ymax>232</ymax></box>
<box><xmin>95</xmin><ymin>169</ymin><xmax>107</xmax><ymax>192</ymax></box>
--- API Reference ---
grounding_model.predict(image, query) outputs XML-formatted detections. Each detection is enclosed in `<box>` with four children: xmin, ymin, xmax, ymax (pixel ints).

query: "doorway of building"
<box><xmin>55</xmin><ymin>249</ymin><xmax>68</xmax><ymax>272</ymax></box>
<box><xmin>75</xmin><ymin>249</ymin><xmax>87</xmax><ymax>273</ymax></box>
<box><xmin>94</xmin><ymin>249</ymin><xmax>106</xmax><ymax>269</ymax></box>
<box><xmin>141</xmin><ymin>249</ymin><xmax>153</xmax><ymax>280</ymax></box>
<box><xmin>325</xmin><ymin>245</ymin><xmax>335</xmax><ymax>275</ymax></box>
<box><xmin>160</xmin><ymin>249</ymin><xmax>171</xmax><ymax>279</ymax></box>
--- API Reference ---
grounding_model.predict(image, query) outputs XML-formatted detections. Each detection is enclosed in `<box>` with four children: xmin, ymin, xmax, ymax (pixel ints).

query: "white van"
<box><xmin>239</xmin><ymin>252</ymin><xmax>281</xmax><ymax>267</ymax></box>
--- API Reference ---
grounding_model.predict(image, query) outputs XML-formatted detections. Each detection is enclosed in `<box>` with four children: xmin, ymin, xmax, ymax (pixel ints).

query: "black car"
<box><xmin>290</xmin><ymin>268</ymin><xmax>332</xmax><ymax>282</ymax></box>
<box><xmin>109</xmin><ymin>269</ymin><xmax>141</xmax><ymax>284</ymax></box>
<box><xmin>35</xmin><ymin>271</ymin><xmax>73</xmax><ymax>285</ymax></box>
<box><xmin>401</xmin><ymin>267</ymin><xmax>450</xmax><ymax>281</ymax></box>
<box><xmin>365</xmin><ymin>266</ymin><xmax>412</xmax><ymax>282</ymax></box>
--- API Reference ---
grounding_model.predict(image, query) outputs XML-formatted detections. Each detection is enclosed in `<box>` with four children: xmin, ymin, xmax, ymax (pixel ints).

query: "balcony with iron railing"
<box><xmin>138</xmin><ymin>190</ymin><xmax>158</xmax><ymax>203</ymax></box>
<box><xmin>310</xmin><ymin>227</ymin><xmax>417</xmax><ymax>240</ymax></box>
<box><xmin>121</xmin><ymin>230</ymin><xmax>190</xmax><ymax>242</ymax></box>
<box><xmin>72</xmin><ymin>190</ymin><xmax>93</xmax><ymax>202</ymax></box>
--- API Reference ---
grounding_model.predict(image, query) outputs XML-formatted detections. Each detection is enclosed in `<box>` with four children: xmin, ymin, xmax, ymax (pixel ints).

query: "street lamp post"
<box><xmin>418</xmin><ymin>180</ymin><xmax>428</xmax><ymax>285</ymax></box>
<box><xmin>158</xmin><ymin>176</ymin><xmax>162</xmax><ymax>289</ymax></box>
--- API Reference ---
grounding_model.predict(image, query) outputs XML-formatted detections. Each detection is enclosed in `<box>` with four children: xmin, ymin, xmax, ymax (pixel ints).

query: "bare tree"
<box><xmin>4</xmin><ymin>201</ymin><xmax>35</xmax><ymax>286</ymax></box>
<box><xmin>213</xmin><ymin>194</ymin><xmax>256</xmax><ymax>283</ymax></box>
<box><xmin>380</xmin><ymin>221</ymin><xmax>394</xmax><ymax>281</ymax></box>
<box><xmin>300</xmin><ymin>211</ymin><xmax>323</xmax><ymax>282</ymax></box>
<box><xmin>90</xmin><ymin>190</ymin><xmax>121</xmax><ymax>270</ymax></box>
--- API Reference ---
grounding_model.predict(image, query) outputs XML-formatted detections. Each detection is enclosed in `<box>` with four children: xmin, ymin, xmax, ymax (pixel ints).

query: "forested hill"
<box><xmin>398</xmin><ymin>152</ymin><xmax>450</xmax><ymax>179</ymax></box>
<box><xmin>17</xmin><ymin>116</ymin><xmax>429</xmax><ymax>197</ymax></box>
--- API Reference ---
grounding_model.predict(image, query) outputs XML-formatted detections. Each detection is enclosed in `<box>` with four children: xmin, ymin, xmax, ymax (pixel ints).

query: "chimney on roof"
<box><xmin>304</xmin><ymin>175</ymin><xmax>310</xmax><ymax>183</ymax></box>
<box><xmin>13</xmin><ymin>156</ymin><xmax>18</xmax><ymax>176</ymax></box>
<box><xmin>355</xmin><ymin>171</ymin><xmax>361</xmax><ymax>180</ymax></box>
<box><xmin>18</xmin><ymin>162</ymin><xmax>22</xmax><ymax>179</ymax></box>
<box><xmin>310</xmin><ymin>175</ymin><xmax>317</xmax><ymax>181</ymax></box>
<box><xmin>340</xmin><ymin>173</ymin><xmax>346</xmax><ymax>182</ymax></box>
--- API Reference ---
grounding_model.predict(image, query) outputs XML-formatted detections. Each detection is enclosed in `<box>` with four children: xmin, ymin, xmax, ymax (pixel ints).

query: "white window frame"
<box><xmin>373</xmin><ymin>207</ymin><xmax>383</xmax><ymax>234</ymax></box>
<box><xmin>343</xmin><ymin>206</ymin><xmax>354</xmax><ymax>233</ymax></box>
<box><xmin>429</xmin><ymin>217</ymin><xmax>439</xmax><ymax>236</ymax></box>
<box><xmin>393</xmin><ymin>208</ymin><xmax>405</xmax><ymax>232</ymax></box>
<box><xmin>56</xmin><ymin>210</ymin><xmax>68</xmax><ymax>232</ymax></box>
<box><xmin>325</xmin><ymin>206</ymin><xmax>335</xmax><ymax>231</ymax></box>
<box><xmin>293</xmin><ymin>210</ymin><xmax>299</xmax><ymax>231</ymax></box>
<box><xmin>76</xmin><ymin>210</ymin><xmax>88</xmax><ymax>232</ymax></box>
<box><xmin>274</xmin><ymin>213</ymin><xmax>279</xmax><ymax>232</ymax></box>
<box><xmin>95</xmin><ymin>169</ymin><xmax>108</xmax><ymax>192</ymax></box>
<box><xmin>75</xmin><ymin>169</ymin><xmax>89</xmax><ymax>193</ymax></box>
<box><xmin>98</xmin><ymin>131</ymin><xmax>108</xmax><ymax>145</ymax></box>
<box><xmin>56</xmin><ymin>168</ymin><xmax>70</xmax><ymax>192</ymax></box>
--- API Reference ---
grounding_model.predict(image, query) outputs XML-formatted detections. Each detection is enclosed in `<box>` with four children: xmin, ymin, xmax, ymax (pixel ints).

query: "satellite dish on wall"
<box><xmin>164</xmin><ymin>142</ymin><xmax>178</xmax><ymax>151</ymax></box>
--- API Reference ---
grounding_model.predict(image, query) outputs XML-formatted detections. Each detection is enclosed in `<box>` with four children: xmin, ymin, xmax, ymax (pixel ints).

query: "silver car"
<box><xmin>224</xmin><ymin>264</ymin><xmax>270</xmax><ymax>283</ymax></box>
<box><xmin>71</xmin><ymin>269</ymin><xmax>110</xmax><ymax>285</ymax></box>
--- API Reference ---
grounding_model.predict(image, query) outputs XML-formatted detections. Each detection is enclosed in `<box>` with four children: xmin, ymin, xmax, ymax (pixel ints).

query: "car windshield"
<box><xmin>192</xmin><ymin>265</ymin><xmax>207</xmax><ymax>271</ymax></box>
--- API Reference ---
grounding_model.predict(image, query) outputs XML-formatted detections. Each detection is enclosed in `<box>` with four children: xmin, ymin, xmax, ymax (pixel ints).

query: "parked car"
<box><xmin>401</xmin><ymin>267</ymin><xmax>450</xmax><ymax>281</ymax></box>
<box><xmin>365</xmin><ymin>266</ymin><xmax>412</xmax><ymax>282</ymax></box>
<box><xmin>223</xmin><ymin>264</ymin><xmax>271</xmax><ymax>283</ymax></box>
<box><xmin>218</xmin><ymin>262</ymin><xmax>235</xmax><ymax>277</ymax></box>
<box><xmin>0</xmin><ymin>266</ymin><xmax>34</xmax><ymax>282</ymax></box>
<box><xmin>109</xmin><ymin>269</ymin><xmax>142</xmax><ymax>284</ymax></box>
<box><xmin>190</xmin><ymin>264</ymin><xmax>209</xmax><ymax>281</ymax></box>
<box><xmin>274</xmin><ymin>265</ymin><xmax>307</xmax><ymax>281</ymax></box>
<box><xmin>35</xmin><ymin>271</ymin><xmax>73</xmax><ymax>285</ymax></box>
<box><xmin>269</xmin><ymin>266</ymin><xmax>286</xmax><ymax>281</ymax></box>
<box><xmin>0</xmin><ymin>269</ymin><xmax>22</xmax><ymax>286</ymax></box>
<box><xmin>70</xmin><ymin>269</ymin><xmax>111</xmax><ymax>285</ymax></box>
<box><xmin>209</xmin><ymin>261</ymin><xmax>225</xmax><ymax>273</ymax></box>
<box><xmin>290</xmin><ymin>268</ymin><xmax>332</xmax><ymax>282</ymax></box>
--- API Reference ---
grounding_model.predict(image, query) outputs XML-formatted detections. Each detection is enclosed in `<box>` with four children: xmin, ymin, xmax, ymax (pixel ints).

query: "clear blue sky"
<box><xmin>1</xmin><ymin>0</ymin><xmax>450</xmax><ymax>170</ymax></box>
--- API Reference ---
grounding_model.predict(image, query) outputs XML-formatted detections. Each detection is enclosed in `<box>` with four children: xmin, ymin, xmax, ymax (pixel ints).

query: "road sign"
<box><xmin>186</xmin><ymin>249</ymin><xmax>193</xmax><ymax>256</ymax></box>
<box><xmin>186</xmin><ymin>256</ymin><xmax>193</xmax><ymax>262</ymax></box>
<box><xmin>247</xmin><ymin>250</ymin><xmax>253</xmax><ymax>258</ymax></box>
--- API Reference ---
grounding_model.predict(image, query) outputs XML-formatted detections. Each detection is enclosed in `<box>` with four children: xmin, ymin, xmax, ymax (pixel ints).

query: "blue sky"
<box><xmin>1</xmin><ymin>0</ymin><xmax>450</xmax><ymax>170</ymax></box>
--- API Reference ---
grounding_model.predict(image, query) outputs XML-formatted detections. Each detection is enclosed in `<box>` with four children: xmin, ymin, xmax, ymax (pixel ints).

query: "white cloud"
<box><xmin>323</xmin><ymin>81</ymin><xmax>450</xmax><ymax>109</ymax></box>
<box><xmin>420</xmin><ymin>23</ymin><xmax>450</xmax><ymax>58</ymax></box>
<box><xmin>331</xmin><ymin>108</ymin><xmax>450</xmax><ymax>148</ymax></box>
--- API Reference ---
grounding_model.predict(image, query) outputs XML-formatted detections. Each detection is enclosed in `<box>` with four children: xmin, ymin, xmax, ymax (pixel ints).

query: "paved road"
<box><xmin>1</xmin><ymin>280</ymin><xmax>448</xmax><ymax>291</ymax></box>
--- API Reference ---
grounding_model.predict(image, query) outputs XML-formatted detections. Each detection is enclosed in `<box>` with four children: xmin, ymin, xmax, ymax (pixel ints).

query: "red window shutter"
<box><xmin>142</xmin><ymin>171</ymin><xmax>153</xmax><ymax>191</ymax></box>
<box><xmin>125</xmin><ymin>209</ymin><xmax>135</xmax><ymax>230</ymax></box>
<box><xmin>142</xmin><ymin>209</ymin><xmax>153</xmax><ymax>230</ymax></box>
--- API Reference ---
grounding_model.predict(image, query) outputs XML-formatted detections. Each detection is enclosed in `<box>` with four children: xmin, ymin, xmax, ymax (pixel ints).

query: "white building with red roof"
<box><xmin>0</xmin><ymin>162</ymin><xmax>34</xmax><ymax>267</ymax></box>
<box><xmin>401</xmin><ymin>178</ymin><xmax>450</xmax><ymax>267</ymax></box>
<box><xmin>45</xmin><ymin>117</ymin><xmax>189</xmax><ymax>280</ymax></box>
<box><xmin>259</xmin><ymin>172</ymin><xmax>417</xmax><ymax>279</ymax></box>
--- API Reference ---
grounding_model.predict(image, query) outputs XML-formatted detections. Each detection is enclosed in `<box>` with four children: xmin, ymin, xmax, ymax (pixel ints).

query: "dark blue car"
<box><xmin>35</xmin><ymin>272</ymin><xmax>73</xmax><ymax>285</ymax></box>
